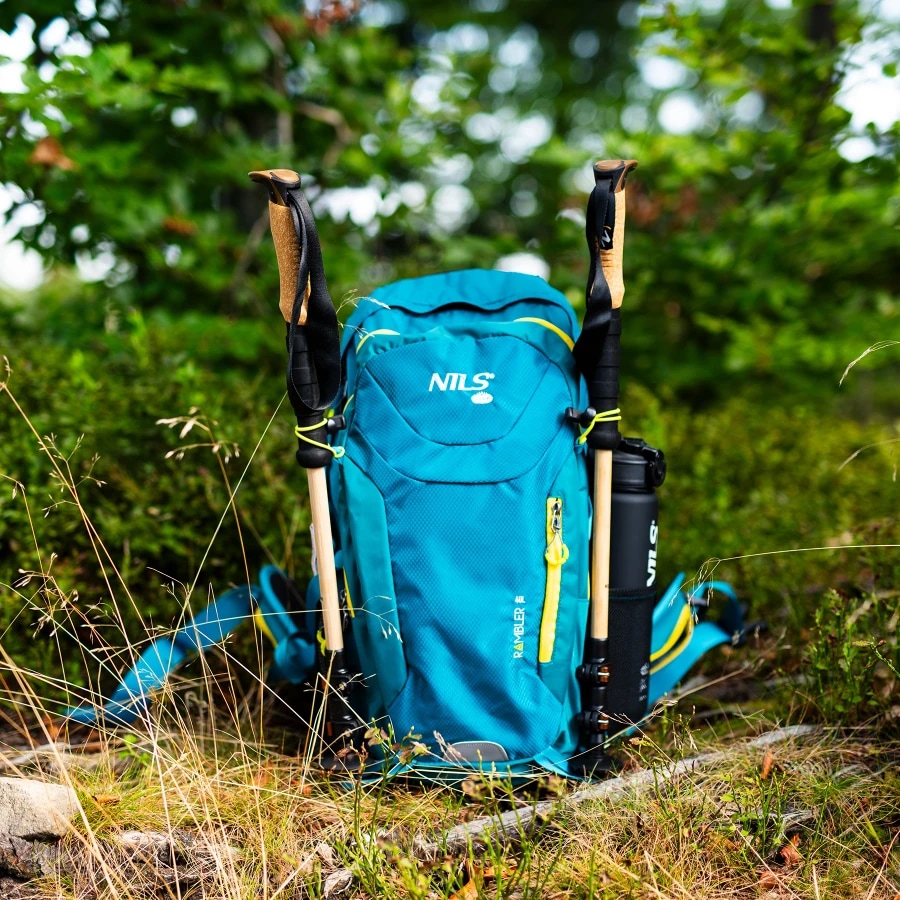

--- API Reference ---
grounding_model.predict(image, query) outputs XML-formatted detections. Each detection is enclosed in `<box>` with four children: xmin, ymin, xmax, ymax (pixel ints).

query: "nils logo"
<box><xmin>429</xmin><ymin>372</ymin><xmax>495</xmax><ymax>405</ymax></box>
<box><xmin>646</xmin><ymin>521</ymin><xmax>659</xmax><ymax>587</ymax></box>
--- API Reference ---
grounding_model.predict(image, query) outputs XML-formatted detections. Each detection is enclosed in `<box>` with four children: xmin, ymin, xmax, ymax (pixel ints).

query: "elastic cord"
<box><xmin>295</xmin><ymin>419</ymin><xmax>345</xmax><ymax>459</ymax></box>
<box><xmin>576</xmin><ymin>408</ymin><xmax>622</xmax><ymax>445</ymax></box>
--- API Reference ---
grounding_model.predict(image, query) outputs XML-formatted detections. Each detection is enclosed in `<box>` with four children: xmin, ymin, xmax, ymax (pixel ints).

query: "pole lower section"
<box><xmin>573</xmin><ymin>636</ymin><xmax>616</xmax><ymax>777</ymax></box>
<box><xmin>572</xmin><ymin>451</ymin><xmax>618</xmax><ymax>778</ymax></box>
<box><xmin>306</xmin><ymin>467</ymin><xmax>342</xmax><ymax>653</ymax></box>
<box><xmin>306</xmin><ymin>467</ymin><xmax>360</xmax><ymax>771</ymax></box>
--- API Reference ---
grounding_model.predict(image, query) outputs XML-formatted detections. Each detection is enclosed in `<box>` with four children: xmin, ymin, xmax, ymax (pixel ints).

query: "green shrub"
<box><xmin>804</xmin><ymin>589</ymin><xmax>899</xmax><ymax>724</ymax></box>
<box><xmin>0</xmin><ymin>298</ymin><xmax>307</xmax><ymax>700</ymax></box>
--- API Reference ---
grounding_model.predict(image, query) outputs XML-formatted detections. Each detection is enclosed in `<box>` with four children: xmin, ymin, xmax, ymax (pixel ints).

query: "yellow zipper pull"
<box><xmin>545</xmin><ymin>499</ymin><xmax>570</xmax><ymax>567</ymax></box>
<box><xmin>540</xmin><ymin>498</ymin><xmax>569</xmax><ymax>663</ymax></box>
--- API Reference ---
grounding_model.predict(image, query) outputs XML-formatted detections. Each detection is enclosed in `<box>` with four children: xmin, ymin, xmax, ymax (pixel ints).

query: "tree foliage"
<box><xmin>2</xmin><ymin>0</ymin><xmax>895</xmax><ymax>397</ymax></box>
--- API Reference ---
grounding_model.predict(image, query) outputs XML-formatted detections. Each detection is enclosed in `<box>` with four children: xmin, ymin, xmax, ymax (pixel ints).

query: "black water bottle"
<box><xmin>606</xmin><ymin>438</ymin><xmax>666</xmax><ymax>735</ymax></box>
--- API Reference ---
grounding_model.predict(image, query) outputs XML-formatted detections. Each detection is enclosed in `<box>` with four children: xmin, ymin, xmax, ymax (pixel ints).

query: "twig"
<box><xmin>296</xmin><ymin>100</ymin><xmax>354</xmax><ymax>168</ymax></box>
<box><xmin>412</xmin><ymin>725</ymin><xmax>818</xmax><ymax>860</ymax></box>
<box><xmin>0</xmin><ymin>741</ymin><xmax>120</xmax><ymax>772</ymax></box>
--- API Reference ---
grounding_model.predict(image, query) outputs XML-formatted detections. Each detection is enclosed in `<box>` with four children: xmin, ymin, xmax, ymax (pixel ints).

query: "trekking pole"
<box><xmin>572</xmin><ymin>159</ymin><xmax>638</xmax><ymax>777</ymax></box>
<box><xmin>249</xmin><ymin>169</ymin><xmax>358</xmax><ymax>770</ymax></box>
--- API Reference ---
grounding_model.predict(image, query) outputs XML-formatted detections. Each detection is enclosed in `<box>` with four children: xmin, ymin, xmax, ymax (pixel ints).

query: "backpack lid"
<box><xmin>342</xmin><ymin>269</ymin><xmax>578</xmax><ymax>352</ymax></box>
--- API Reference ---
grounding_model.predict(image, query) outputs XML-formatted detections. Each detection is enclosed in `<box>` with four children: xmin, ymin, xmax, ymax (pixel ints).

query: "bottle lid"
<box><xmin>612</xmin><ymin>438</ymin><xmax>667</xmax><ymax>490</ymax></box>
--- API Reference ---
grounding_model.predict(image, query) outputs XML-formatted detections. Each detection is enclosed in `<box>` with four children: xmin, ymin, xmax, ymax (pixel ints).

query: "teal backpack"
<box><xmin>330</xmin><ymin>269</ymin><xmax>593</xmax><ymax>775</ymax></box>
<box><xmin>66</xmin><ymin>169</ymin><xmax>758</xmax><ymax>781</ymax></box>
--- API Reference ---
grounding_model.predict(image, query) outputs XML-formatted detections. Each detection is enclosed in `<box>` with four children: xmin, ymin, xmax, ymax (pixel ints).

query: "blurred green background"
<box><xmin>0</xmin><ymin>0</ymin><xmax>897</xmax><ymax>709</ymax></box>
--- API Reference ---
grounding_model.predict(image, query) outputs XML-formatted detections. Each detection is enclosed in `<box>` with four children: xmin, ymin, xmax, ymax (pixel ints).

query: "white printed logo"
<box><xmin>512</xmin><ymin>595</ymin><xmax>525</xmax><ymax>658</ymax></box>
<box><xmin>646</xmin><ymin>520</ymin><xmax>659</xmax><ymax>587</ymax></box>
<box><xmin>429</xmin><ymin>372</ymin><xmax>495</xmax><ymax>404</ymax></box>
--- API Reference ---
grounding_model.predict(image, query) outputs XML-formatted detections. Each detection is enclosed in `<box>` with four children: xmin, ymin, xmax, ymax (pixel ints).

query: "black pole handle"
<box><xmin>584</xmin><ymin>309</ymin><xmax>622</xmax><ymax>451</ymax></box>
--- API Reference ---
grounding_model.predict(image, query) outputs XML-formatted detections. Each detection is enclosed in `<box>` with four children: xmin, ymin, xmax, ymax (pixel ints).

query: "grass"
<box><xmin>0</xmin><ymin>716</ymin><xmax>897</xmax><ymax>898</ymax></box>
<box><xmin>555</xmin><ymin>730</ymin><xmax>900</xmax><ymax>899</ymax></box>
<box><xmin>0</xmin><ymin>353</ymin><xmax>898</xmax><ymax>898</ymax></box>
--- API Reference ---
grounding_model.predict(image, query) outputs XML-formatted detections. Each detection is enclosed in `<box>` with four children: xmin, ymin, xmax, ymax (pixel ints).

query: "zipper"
<box><xmin>539</xmin><ymin>497</ymin><xmax>569</xmax><ymax>664</ymax></box>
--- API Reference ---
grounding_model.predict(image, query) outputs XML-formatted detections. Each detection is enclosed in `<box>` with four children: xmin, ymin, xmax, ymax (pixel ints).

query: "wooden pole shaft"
<box><xmin>590</xmin><ymin>449</ymin><xmax>613</xmax><ymax>641</ymax></box>
<box><xmin>306</xmin><ymin>466</ymin><xmax>343</xmax><ymax>653</ymax></box>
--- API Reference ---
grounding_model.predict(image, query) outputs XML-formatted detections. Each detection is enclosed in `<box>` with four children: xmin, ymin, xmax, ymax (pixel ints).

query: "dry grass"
<box><xmin>0</xmin><ymin>712</ymin><xmax>897</xmax><ymax>899</ymax></box>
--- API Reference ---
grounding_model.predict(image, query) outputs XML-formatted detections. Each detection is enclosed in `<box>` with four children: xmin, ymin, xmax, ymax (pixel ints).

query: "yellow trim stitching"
<box><xmin>649</xmin><ymin>603</ymin><xmax>694</xmax><ymax>664</ymax></box>
<box><xmin>514</xmin><ymin>317</ymin><xmax>575</xmax><ymax>351</ymax></box>
<box><xmin>343</xmin><ymin>570</ymin><xmax>355</xmax><ymax>619</ymax></box>
<box><xmin>356</xmin><ymin>328</ymin><xmax>400</xmax><ymax>351</ymax></box>
<box><xmin>255</xmin><ymin>609</ymin><xmax>276</xmax><ymax>645</ymax></box>
<box><xmin>649</xmin><ymin>629</ymin><xmax>694</xmax><ymax>675</ymax></box>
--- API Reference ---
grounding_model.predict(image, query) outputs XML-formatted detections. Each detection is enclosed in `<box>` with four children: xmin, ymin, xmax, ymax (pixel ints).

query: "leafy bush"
<box><xmin>2</xmin><ymin>1</ymin><xmax>897</xmax><ymax>400</ymax></box>
<box><xmin>0</xmin><ymin>292</ymin><xmax>307</xmax><ymax>699</ymax></box>
<box><xmin>802</xmin><ymin>589</ymin><xmax>899</xmax><ymax>724</ymax></box>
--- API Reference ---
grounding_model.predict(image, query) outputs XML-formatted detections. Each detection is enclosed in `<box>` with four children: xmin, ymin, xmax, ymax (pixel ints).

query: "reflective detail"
<box><xmin>443</xmin><ymin>740</ymin><xmax>510</xmax><ymax>763</ymax></box>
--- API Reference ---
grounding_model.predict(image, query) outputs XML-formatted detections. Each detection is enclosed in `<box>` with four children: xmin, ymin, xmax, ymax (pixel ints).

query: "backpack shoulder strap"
<box><xmin>64</xmin><ymin>568</ymin><xmax>319</xmax><ymax>728</ymax></box>
<box><xmin>65</xmin><ymin>585</ymin><xmax>256</xmax><ymax>727</ymax></box>
<box><xmin>256</xmin><ymin>565</ymin><xmax>317</xmax><ymax>684</ymax></box>
<box><xmin>648</xmin><ymin>575</ymin><xmax>758</xmax><ymax>703</ymax></box>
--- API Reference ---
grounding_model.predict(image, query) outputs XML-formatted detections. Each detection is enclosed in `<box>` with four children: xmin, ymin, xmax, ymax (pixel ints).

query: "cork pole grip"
<box><xmin>269</xmin><ymin>202</ymin><xmax>309</xmax><ymax>324</ymax></box>
<box><xmin>595</xmin><ymin>158</ymin><xmax>637</xmax><ymax>310</ymax></box>
<box><xmin>248</xmin><ymin>169</ymin><xmax>310</xmax><ymax>325</ymax></box>
<box><xmin>601</xmin><ymin>199</ymin><xmax>627</xmax><ymax>310</ymax></box>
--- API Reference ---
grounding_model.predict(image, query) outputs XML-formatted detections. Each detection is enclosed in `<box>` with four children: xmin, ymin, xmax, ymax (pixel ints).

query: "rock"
<box><xmin>0</xmin><ymin>778</ymin><xmax>79</xmax><ymax>840</ymax></box>
<box><xmin>0</xmin><ymin>875</ymin><xmax>44</xmax><ymax>899</ymax></box>
<box><xmin>0</xmin><ymin>834</ymin><xmax>63</xmax><ymax>878</ymax></box>
<box><xmin>315</xmin><ymin>841</ymin><xmax>336</xmax><ymax>866</ymax></box>
<box><xmin>118</xmin><ymin>830</ymin><xmax>171</xmax><ymax>851</ymax></box>
<box><xmin>323</xmin><ymin>869</ymin><xmax>354</xmax><ymax>897</ymax></box>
